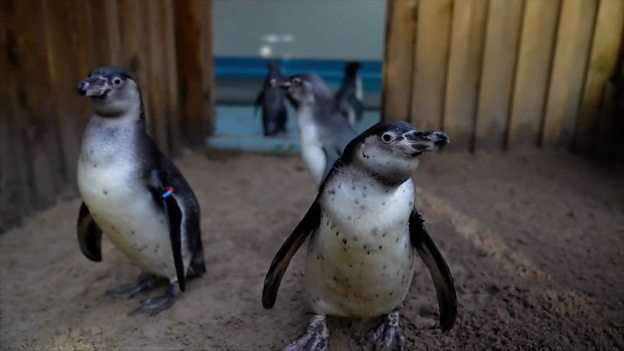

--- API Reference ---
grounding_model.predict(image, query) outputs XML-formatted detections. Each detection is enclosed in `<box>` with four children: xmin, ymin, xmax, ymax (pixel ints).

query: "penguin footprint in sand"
<box><xmin>76</xmin><ymin>66</ymin><xmax>206</xmax><ymax>315</ymax></box>
<box><xmin>263</xmin><ymin>121</ymin><xmax>457</xmax><ymax>350</ymax></box>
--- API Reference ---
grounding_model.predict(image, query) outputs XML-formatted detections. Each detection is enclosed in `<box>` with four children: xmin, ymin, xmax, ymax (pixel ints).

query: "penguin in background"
<box><xmin>334</xmin><ymin>61</ymin><xmax>365</xmax><ymax>127</ymax></box>
<box><xmin>263</xmin><ymin>121</ymin><xmax>457</xmax><ymax>351</ymax></box>
<box><xmin>76</xmin><ymin>66</ymin><xmax>206</xmax><ymax>315</ymax></box>
<box><xmin>255</xmin><ymin>62</ymin><xmax>289</xmax><ymax>136</ymax></box>
<box><xmin>280</xmin><ymin>74</ymin><xmax>357</xmax><ymax>186</ymax></box>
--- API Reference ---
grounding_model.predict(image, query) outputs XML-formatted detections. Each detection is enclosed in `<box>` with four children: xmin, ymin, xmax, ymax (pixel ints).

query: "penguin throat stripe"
<box><xmin>162</xmin><ymin>186</ymin><xmax>176</xmax><ymax>199</ymax></box>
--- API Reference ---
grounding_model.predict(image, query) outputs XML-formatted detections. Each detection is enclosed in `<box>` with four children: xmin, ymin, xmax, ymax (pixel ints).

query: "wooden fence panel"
<box><xmin>574</xmin><ymin>0</ymin><xmax>624</xmax><ymax>153</ymax></box>
<box><xmin>507</xmin><ymin>0</ymin><xmax>561</xmax><ymax>148</ymax></box>
<box><xmin>443</xmin><ymin>0</ymin><xmax>488</xmax><ymax>149</ymax></box>
<box><xmin>475</xmin><ymin>0</ymin><xmax>524</xmax><ymax>150</ymax></box>
<box><xmin>543</xmin><ymin>0</ymin><xmax>598</xmax><ymax>147</ymax></box>
<box><xmin>8</xmin><ymin>0</ymin><xmax>64</xmax><ymax>207</ymax></box>
<box><xmin>381</xmin><ymin>0</ymin><xmax>417</xmax><ymax>121</ymax></box>
<box><xmin>410</xmin><ymin>0</ymin><xmax>453</xmax><ymax>130</ymax></box>
<box><xmin>384</xmin><ymin>0</ymin><xmax>622</xmax><ymax>153</ymax></box>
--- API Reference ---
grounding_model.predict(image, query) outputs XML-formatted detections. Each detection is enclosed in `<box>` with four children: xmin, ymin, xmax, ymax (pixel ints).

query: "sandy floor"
<box><xmin>1</xmin><ymin>149</ymin><xmax>623</xmax><ymax>350</ymax></box>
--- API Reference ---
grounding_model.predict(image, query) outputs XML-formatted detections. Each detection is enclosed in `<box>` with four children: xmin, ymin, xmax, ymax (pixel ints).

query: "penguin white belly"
<box><xmin>77</xmin><ymin>158</ymin><xmax>178</xmax><ymax>280</ymax></box>
<box><xmin>298</xmin><ymin>116</ymin><xmax>326</xmax><ymax>185</ymax></box>
<box><xmin>304</xmin><ymin>180</ymin><xmax>416</xmax><ymax>318</ymax></box>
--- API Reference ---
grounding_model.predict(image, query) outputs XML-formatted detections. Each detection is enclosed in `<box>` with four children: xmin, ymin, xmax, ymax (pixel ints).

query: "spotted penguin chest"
<box><xmin>304</xmin><ymin>180</ymin><xmax>416</xmax><ymax>318</ymax></box>
<box><xmin>77</xmin><ymin>153</ymin><xmax>178</xmax><ymax>279</ymax></box>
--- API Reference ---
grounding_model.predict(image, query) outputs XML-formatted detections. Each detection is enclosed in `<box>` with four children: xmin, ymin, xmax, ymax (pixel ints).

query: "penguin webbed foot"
<box><xmin>105</xmin><ymin>272</ymin><xmax>161</xmax><ymax>299</ymax></box>
<box><xmin>368</xmin><ymin>310</ymin><xmax>405</xmax><ymax>351</ymax></box>
<box><xmin>284</xmin><ymin>315</ymin><xmax>330</xmax><ymax>351</ymax></box>
<box><xmin>130</xmin><ymin>283</ymin><xmax>178</xmax><ymax>316</ymax></box>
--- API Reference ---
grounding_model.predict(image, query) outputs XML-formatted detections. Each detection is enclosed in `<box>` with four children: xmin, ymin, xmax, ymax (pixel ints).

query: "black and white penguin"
<box><xmin>254</xmin><ymin>62</ymin><xmax>288</xmax><ymax>136</ymax></box>
<box><xmin>76</xmin><ymin>66</ymin><xmax>206</xmax><ymax>315</ymax></box>
<box><xmin>334</xmin><ymin>61</ymin><xmax>364</xmax><ymax>127</ymax></box>
<box><xmin>280</xmin><ymin>74</ymin><xmax>357</xmax><ymax>186</ymax></box>
<box><xmin>263</xmin><ymin>121</ymin><xmax>457</xmax><ymax>350</ymax></box>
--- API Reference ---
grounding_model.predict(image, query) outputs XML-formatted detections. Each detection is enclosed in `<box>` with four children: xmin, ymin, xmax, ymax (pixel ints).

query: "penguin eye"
<box><xmin>381</xmin><ymin>132</ymin><xmax>395</xmax><ymax>143</ymax></box>
<box><xmin>112</xmin><ymin>77</ymin><xmax>124</xmax><ymax>87</ymax></box>
<box><xmin>292</xmin><ymin>77</ymin><xmax>302</xmax><ymax>85</ymax></box>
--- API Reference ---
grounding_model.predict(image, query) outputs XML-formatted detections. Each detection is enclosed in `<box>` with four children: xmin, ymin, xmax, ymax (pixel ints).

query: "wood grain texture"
<box><xmin>475</xmin><ymin>0</ymin><xmax>525</xmax><ymax>149</ymax></box>
<box><xmin>9</xmin><ymin>0</ymin><xmax>64</xmax><ymax>207</ymax></box>
<box><xmin>162</xmin><ymin>0</ymin><xmax>182</xmax><ymax>155</ymax></box>
<box><xmin>382</xmin><ymin>0</ymin><xmax>418</xmax><ymax>121</ymax></box>
<box><xmin>443</xmin><ymin>0</ymin><xmax>488</xmax><ymax>149</ymax></box>
<box><xmin>574</xmin><ymin>0</ymin><xmax>624</xmax><ymax>153</ymax></box>
<box><xmin>507</xmin><ymin>0</ymin><xmax>561</xmax><ymax>148</ymax></box>
<box><xmin>411</xmin><ymin>0</ymin><xmax>453</xmax><ymax>130</ymax></box>
<box><xmin>542</xmin><ymin>0</ymin><xmax>598</xmax><ymax>147</ymax></box>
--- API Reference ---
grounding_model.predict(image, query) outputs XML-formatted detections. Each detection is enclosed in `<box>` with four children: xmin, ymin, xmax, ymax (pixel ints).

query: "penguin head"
<box><xmin>279</xmin><ymin>74</ymin><xmax>333</xmax><ymax>108</ymax></box>
<box><xmin>345</xmin><ymin>121</ymin><xmax>449</xmax><ymax>184</ymax></box>
<box><xmin>77</xmin><ymin>66</ymin><xmax>142</xmax><ymax>117</ymax></box>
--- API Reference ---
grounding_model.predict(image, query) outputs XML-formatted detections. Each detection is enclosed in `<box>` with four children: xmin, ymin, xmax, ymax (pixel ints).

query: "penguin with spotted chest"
<box><xmin>263</xmin><ymin>121</ymin><xmax>457</xmax><ymax>350</ymax></box>
<box><xmin>76</xmin><ymin>66</ymin><xmax>206</xmax><ymax>315</ymax></box>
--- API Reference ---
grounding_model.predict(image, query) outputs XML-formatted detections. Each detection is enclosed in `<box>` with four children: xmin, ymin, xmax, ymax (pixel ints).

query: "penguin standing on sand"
<box><xmin>263</xmin><ymin>121</ymin><xmax>457</xmax><ymax>350</ymax></box>
<box><xmin>334</xmin><ymin>61</ymin><xmax>365</xmax><ymax>127</ymax></box>
<box><xmin>280</xmin><ymin>74</ymin><xmax>357</xmax><ymax>186</ymax></box>
<box><xmin>76</xmin><ymin>66</ymin><xmax>206</xmax><ymax>315</ymax></box>
<box><xmin>254</xmin><ymin>62</ymin><xmax>289</xmax><ymax>136</ymax></box>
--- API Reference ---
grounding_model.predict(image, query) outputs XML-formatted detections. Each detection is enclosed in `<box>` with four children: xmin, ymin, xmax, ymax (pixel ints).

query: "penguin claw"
<box><xmin>129</xmin><ymin>284</ymin><xmax>178</xmax><ymax>316</ymax></box>
<box><xmin>104</xmin><ymin>273</ymin><xmax>159</xmax><ymax>299</ymax></box>
<box><xmin>283</xmin><ymin>315</ymin><xmax>329</xmax><ymax>351</ymax></box>
<box><xmin>368</xmin><ymin>310</ymin><xmax>405</xmax><ymax>351</ymax></box>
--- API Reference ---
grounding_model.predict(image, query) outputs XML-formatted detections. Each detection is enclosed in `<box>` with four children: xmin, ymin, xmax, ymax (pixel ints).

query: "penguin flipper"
<box><xmin>409</xmin><ymin>208</ymin><xmax>458</xmax><ymax>331</ymax></box>
<box><xmin>77</xmin><ymin>202</ymin><xmax>103</xmax><ymax>262</ymax></box>
<box><xmin>148</xmin><ymin>170</ymin><xmax>187</xmax><ymax>292</ymax></box>
<box><xmin>262</xmin><ymin>201</ymin><xmax>321</xmax><ymax>309</ymax></box>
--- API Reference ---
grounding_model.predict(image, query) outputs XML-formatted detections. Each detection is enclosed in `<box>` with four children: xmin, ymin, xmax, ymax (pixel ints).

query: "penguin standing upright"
<box><xmin>334</xmin><ymin>61</ymin><xmax>364</xmax><ymax>127</ymax></box>
<box><xmin>280</xmin><ymin>74</ymin><xmax>357</xmax><ymax>186</ymax></box>
<box><xmin>263</xmin><ymin>121</ymin><xmax>457</xmax><ymax>350</ymax></box>
<box><xmin>254</xmin><ymin>62</ymin><xmax>288</xmax><ymax>136</ymax></box>
<box><xmin>76</xmin><ymin>66</ymin><xmax>206</xmax><ymax>315</ymax></box>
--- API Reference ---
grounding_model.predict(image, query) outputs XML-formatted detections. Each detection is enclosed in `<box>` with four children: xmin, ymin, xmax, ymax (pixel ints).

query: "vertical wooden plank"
<box><xmin>443</xmin><ymin>0</ymin><xmax>488</xmax><ymax>150</ymax></box>
<box><xmin>542</xmin><ymin>0</ymin><xmax>598</xmax><ymax>147</ymax></box>
<box><xmin>44</xmin><ymin>0</ymin><xmax>97</xmax><ymax>186</ymax></box>
<box><xmin>574</xmin><ymin>0</ymin><xmax>624</xmax><ymax>153</ymax></box>
<box><xmin>145</xmin><ymin>0</ymin><xmax>169</xmax><ymax>154</ymax></box>
<box><xmin>507</xmin><ymin>0</ymin><xmax>561</xmax><ymax>148</ymax></box>
<box><xmin>174</xmin><ymin>0</ymin><xmax>211</xmax><ymax>147</ymax></box>
<box><xmin>9</xmin><ymin>0</ymin><xmax>64</xmax><ymax>208</ymax></box>
<box><xmin>381</xmin><ymin>0</ymin><xmax>418</xmax><ymax>121</ymax></box>
<box><xmin>475</xmin><ymin>0</ymin><xmax>524</xmax><ymax>150</ymax></box>
<box><xmin>411</xmin><ymin>0</ymin><xmax>453</xmax><ymax>131</ymax></box>
<box><xmin>163</xmin><ymin>0</ymin><xmax>182</xmax><ymax>155</ymax></box>
<box><xmin>0</xmin><ymin>0</ymin><xmax>31</xmax><ymax>228</ymax></box>
<box><xmin>200</xmin><ymin>0</ymin><xmax>216</xmax><ymax>137</ymax></box>
<box><xmin>118</xmin><ymin>0</ymin><xmax>152</xmax><ymax>132</ymax></box>
<box><xmin>89</xmin><ymin>0</ymin><xmax>122</xmax><ymax>65</ymax></box>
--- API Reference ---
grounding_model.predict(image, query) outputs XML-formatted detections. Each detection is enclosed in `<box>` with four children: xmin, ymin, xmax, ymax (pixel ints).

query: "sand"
<box><xmin>1</xmin><ymin>149</ymin><xmax>623</xmax><ymax>350</ymax></box>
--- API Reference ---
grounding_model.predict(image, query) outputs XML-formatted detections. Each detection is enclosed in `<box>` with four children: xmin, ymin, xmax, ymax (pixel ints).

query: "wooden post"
<box><xmin>507</xmin><ymin>0</ymin><xmax>561</xmax><ymax>148</ymax></box>
<box><xmin>475</xmin><ymin>0</ymin><xmax>524</xmax><ymax>150</ymax></box>
<box><xmin>574</xmin><ymin>0</ymin><xmax>624</xmax><ymax>153</ymax></box>
<box><xmin>174</xmin><ymin>0</ymin><xmax>214</xmax><ymax>148</ymax></box>
<box><xmin>381</xmin><ymin>0</ymin><xmax>418</xmax><ymax>122</ymax></box>
<box><xmin>443</xmin><ymin>0</ymin><xmax>488</xmax><ymax>150</ymax></box>
<box><xmin>542</xmin><ymin>0</ymin><xmax>598</xmax><ymax>147</ymax></box>
<box><xmin>410</xmin><ymin>0</ymin><xmax>453</xmax><ymax>131</ymax></box>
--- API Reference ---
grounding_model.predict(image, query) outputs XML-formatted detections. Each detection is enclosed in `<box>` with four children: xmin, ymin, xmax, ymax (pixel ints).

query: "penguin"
<box><xmin>76</xmin><ymin>66</ymin><xmax>206</xmax><ymax>315</ymax></box>
<box><xmin>280</xmin><ymin>74</ymin><xmax>357</xmax><ymax>186</ymax></box>
<box><xmin>254</xmin><ymin>62</ymin><xmax>289</xmax><ymax>136</ymax></box>
<box><xmin>334</xmin><ymin>61</ymin><xmax>365</xmax><ymax>127</ymax></box>
<box><xmin>262</xmin><ymin>121</ymin><xmax>457</xmax><ymax>350</ymax></box>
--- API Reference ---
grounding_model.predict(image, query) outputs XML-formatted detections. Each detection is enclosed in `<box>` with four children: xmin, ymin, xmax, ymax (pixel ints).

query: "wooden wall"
<box><xmin>0</xmin><ymin>0</ymin><xmax>214</xmax><ymax>231</ymax></box>
<box><xmin>382</xmin><ymin>0</ymin><xmax>624</xmax><ymax>152</ymax></box>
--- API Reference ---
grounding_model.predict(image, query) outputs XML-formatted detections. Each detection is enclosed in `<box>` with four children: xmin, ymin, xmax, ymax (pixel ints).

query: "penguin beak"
<box><xmin>402</xmin><ymin>130</ymin><xmax>449</xmax><ymax>155</ymax></box>
<box><xmin>278</xmin><ymin>80</ymin><xmax>291</xmax><ymax>89</ymax></box>
<box><xmin>77</xmin><ymin>76</ymin><xmax>111</xmax><ymax>98</ymax></box>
